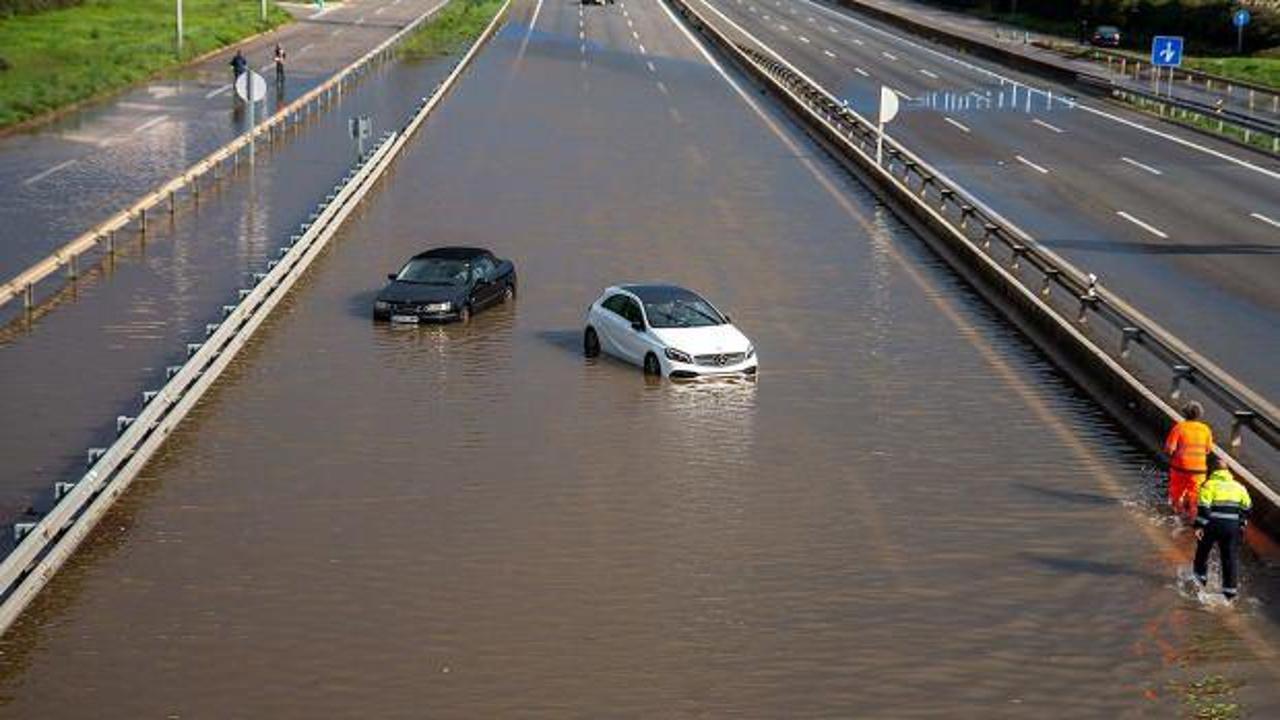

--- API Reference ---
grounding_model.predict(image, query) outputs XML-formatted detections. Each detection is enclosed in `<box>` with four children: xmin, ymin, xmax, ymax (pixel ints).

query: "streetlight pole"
<box><xmin>261</xmin><ymin>0</ymin><xmax>267</xmax><ymax>22</ymax></box>
<box><xmin>176</xmin><ymin>0</ymin><xmax>184</xmax><ymax>57</ymax></box>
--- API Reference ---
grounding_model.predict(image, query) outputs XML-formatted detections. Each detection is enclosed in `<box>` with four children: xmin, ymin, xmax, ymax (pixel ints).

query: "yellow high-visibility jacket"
<box><xmin>1195</xmin><ymin>469</ymin><xmax>1252</xmax><ymax>529</ymax></box>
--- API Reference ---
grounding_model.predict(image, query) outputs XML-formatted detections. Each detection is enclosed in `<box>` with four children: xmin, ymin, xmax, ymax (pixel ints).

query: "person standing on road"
<box><xmin>274</xmin><ymin>44</ymin><xmax>287</xmax><ymax>86</ymax></box>
<box><xmin>231</xmin><ymin>50</ymin><xmax>248</xmax><ymax>81</ymax></box>
<box><xmin>1165</xmin><ymin>401</ymin><xmax>1213</xmax><ymax>518</ymax></box>
<box><xmin>1194</xmin><ymin>454</ymin><xmax>1251</xmax><ymax>601</ymax></box>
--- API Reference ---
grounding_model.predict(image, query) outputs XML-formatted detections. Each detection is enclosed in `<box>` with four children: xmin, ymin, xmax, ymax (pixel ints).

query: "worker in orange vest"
<box><xmin>1165</xmin><ymin>401</ymin><xmax>1214</xmax><ymax>518</ymax></box>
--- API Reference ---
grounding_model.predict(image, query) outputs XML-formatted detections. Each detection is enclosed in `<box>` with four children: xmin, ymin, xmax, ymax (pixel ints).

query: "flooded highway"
<box><xmin>3</xmin><ymin>0</ymin><xmax>1280</xmax><ymax>715</ymax></box>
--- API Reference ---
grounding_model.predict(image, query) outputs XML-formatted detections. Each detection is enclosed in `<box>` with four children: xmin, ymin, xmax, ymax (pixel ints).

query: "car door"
<box><xmin>596</xmin><ymin>294</ymin><xmax>632</xmax><ymax>358</ymax></box>
<box><xmin>467</xmin><ymin>258</ymin><xmax>495</xmax><ymax>308</ymax></box>
<box><xmin>616</xmin><ymin>296</ymin><xmax>651</xmax><ymax>363</ymax></box>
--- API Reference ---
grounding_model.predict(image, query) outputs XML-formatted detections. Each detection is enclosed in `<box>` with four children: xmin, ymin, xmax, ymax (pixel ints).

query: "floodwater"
<box><xmin>2</xmin><ymin>0</ymin><xmax>1280</xmax><ymax>715</ymax></box>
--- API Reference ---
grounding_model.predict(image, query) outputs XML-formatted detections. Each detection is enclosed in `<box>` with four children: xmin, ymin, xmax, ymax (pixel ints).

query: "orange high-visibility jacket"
<box><xmin>1165</xmin><ymin>420</ymin><xmax>1213</xmax><ymax>473</ymax></box>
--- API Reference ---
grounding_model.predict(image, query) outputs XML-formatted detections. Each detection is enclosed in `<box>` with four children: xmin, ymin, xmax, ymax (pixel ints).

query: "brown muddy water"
<box><xmin>2</xmin><ymin>0</ymin><xmax>1279</xmax><ymax>716</ymax></box>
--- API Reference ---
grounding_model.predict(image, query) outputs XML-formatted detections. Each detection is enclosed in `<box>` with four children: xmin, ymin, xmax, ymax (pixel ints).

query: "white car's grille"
<box><xmin>694</xmin><ymin>352</ymin><xmax>745</xmax><ymax>367</ymax></box>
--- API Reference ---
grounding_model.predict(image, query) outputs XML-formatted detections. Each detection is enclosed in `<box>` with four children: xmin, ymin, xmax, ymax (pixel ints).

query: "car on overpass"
<box><xmin>583</xmin><ymin>284</ymin><xmax>758</xmax><ymax>379</ymax></box>
<box><xmin>1090</xmin><ymin>25</ymin><xmax>1122</xmax><ymax>48</ymax></box>
<box><xmin>372</xmin><ymin>247</ymin><xmax>517</xmax><ymax>323</ymax></box>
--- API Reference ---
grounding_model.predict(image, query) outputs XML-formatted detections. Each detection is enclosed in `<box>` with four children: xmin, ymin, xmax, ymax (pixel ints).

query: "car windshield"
<box><xmin>396</xmin><ymin>257</ymin><xmax>468</xmax><ymax>285</ymax></box>
<box><xmin>642</xmin><ymin>297</ymin><xmax>725</xmax><ymax>328</ymax></box>
<box><xmin>1097</xmin><ymin>26</ymin><xmax>1119</xmax><ymax>35</ymax></box>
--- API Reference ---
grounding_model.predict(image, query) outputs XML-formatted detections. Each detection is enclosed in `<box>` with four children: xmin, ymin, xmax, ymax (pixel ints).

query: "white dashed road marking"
<box><xmin>919</xmin><ymin>68</ymin><xmax>938</xmax><ymax>79</ymax></box>
<box><xmin>944</xmin><ymin>117</ymin><xmax>970</xmax><ymax>133</ymax></box>
<box><xmin>23</xmin><ymin>159</ymin><xmax>77</xmax><ymax>186</ymax></box>
<box><xmin>133</xmin><ymin>116</ymin><xmax>167</xmax><ymax>134</ymax></box>
<box><xmin>1120</xmin><ymin>156</ymin><xmax>1162</xmax><ymax>176</ymax></box>
<box><xmin>205</xmin><ymin>83</ymin><xmax>232</xmax><ymax>99</ymax></box>
<box><xmin>881</xmin><ymin>51</ymin><xmax>897</xmax><ymax>60</ymax></box>
<box><xmin>1031</xmin><ymin>118</ymin><xmax>1064</xmax><ymax>133</ymax></box>
<box><xmin>1015</xmin><ymin>155</ymin><xmax>1050</xmax><ymax>174</ymax></box>
<box><xmin>1250</xmin><ymin>212</ymin><xmax>1280</xmax><ymax>229</ymax></box>
<box><xmin>823</xmin><ymin>49</ymin><xmax>836</xmax><ymax>58</ymax></box>
<box><xmin>854</xmin><ymin>67</ymin><xmax>869</xmax><ymax>77</ymax></box>
<box><xmin>1117</xmin><ymin>210</ymin><xmax>1169</xmax><ymax>238</ymax></box>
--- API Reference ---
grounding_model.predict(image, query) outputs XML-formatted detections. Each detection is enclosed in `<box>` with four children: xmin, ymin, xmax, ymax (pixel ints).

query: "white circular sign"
<box><xmin>235</xmin><ymin>71</ymin><xmax>268</xmax><ymax>104</ymax></box>
<box><xmin>879</xmin><ymin>86</ymin><xmax>900</xmax><ymax>125</ymax></box>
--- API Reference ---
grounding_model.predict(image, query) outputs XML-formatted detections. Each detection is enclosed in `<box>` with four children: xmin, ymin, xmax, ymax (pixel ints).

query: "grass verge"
<box><xmin>397</xmin><ymin>0</ymin><xmax>504</xmax><ymax>60</ymax></box>
<box><xmin>1182</xmin><ymin>57</ymin><xmax>1280</xmax><ymax>91</ymax></box>
<box><xmin>0</xmin><ymin>0</ymin><xmax>291</xmax><ymax>129</ymax></box>
<box><xmin>1118</xmin><ymin>92</ymin><xmax>1279</xmax><ymax>155</ymax></box>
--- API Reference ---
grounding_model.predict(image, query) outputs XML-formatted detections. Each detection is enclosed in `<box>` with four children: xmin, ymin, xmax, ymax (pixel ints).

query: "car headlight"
<box><xmin>665</xmin><ymin>348</ymin><xmax>693</xmax><ymax>364</ymax></box>
<box><xmin>745</xmin><ymin>344</ymin><xmax>755</xmax><ymax>359</ymax></box>
<box><xmin>374</xmin><ymin>300</ymin><xmax>390</xmax><ymax>311</ymax></box>
<box><xmin>426</xmin><ymin>301</ymin><xmax>452</xmax><ymax>312</ymax></box>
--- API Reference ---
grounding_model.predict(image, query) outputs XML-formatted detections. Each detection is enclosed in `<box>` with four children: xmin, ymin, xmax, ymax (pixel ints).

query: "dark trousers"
<box><xmin>1194</xmin><ymin>521</ymin><xmax>1243</xmax><ymax>597</ymax></box>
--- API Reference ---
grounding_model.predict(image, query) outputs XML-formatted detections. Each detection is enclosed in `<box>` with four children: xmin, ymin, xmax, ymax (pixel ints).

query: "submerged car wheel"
<box><xmin>643</xmin><ymin>352</ymin><xmax>661</xmax><ymax>377</ymax></box>
<box><xmin>584</xmin><ymin>327</ymin><xmax>601</xmax><ymax>358</ymax></box>
<box><xmin>503</xmin><ymin>284</ymin><xmax>515</xmax><ymax>303</ymax></box>
<box><xmin>459</xmin><ymin>304</ymin><xmax>472</xmax><ymax>324</ymax></box>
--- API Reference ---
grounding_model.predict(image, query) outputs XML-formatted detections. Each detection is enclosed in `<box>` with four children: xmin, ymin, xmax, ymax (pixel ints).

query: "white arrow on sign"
<box><xmin>234</xmin><ymin>71</ymin><xmax>268</xmax><ymax>104</ymax></box>
<box><xmin>1159</xmin><ymin>41</ymin><xmax>1177</xmax><ymax>63</ymax></box>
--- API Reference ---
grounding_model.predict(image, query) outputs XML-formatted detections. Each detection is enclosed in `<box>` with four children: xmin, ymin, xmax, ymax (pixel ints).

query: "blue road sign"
<box><xmin>1151</xmin><ymin>36</ymin><xmax>1184</xmax><ymax>67</ymax></box>
<box><xmin>1234</xmin><ymin>9</ymin><xmax>1251</xmax><ymax>28</ymax></box>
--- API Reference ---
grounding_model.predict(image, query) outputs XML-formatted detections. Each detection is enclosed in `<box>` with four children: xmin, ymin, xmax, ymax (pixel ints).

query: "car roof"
<box><xmin>413</xmin><ymin>247</ymin><xmax>492</xmax><ymax>261</ymax></box>
<box><xmin>617</xmin><ymin>284</ymin><xmax>705</xmax><ymax>303</ymax></box>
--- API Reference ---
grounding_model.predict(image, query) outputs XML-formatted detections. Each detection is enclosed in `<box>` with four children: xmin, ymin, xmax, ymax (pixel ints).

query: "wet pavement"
<box><xmin>0</xmin><ymin>0</ymin><xmax>450</xmax><ymax>277</ymax></box>
<box><xmin>3</xmin><ymin>0</ymin><xmax>1280</xmax><ymax>715</ymax></box>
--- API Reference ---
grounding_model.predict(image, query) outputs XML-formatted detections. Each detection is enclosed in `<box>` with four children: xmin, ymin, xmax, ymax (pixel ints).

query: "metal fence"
<box><xmin>0</xmin><ymin>0</ymin><xmax>456</xmax><ymax>314</ymax></box>
<box><xmin>0</xmin><ymin>0</ymin><xmax>512</xmax><ymax>637</ymax></box>
<box><xmin>668</xmin><ymin>0</ymin><xmax>1280</xmax><ymax>511</ymax></box>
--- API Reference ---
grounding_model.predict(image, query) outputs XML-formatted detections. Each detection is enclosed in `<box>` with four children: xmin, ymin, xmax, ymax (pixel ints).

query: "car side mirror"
<box><xmin>387</xmin><ymin>273</ymin><xmax>397</xmax><ymax>281</ymax></box>
<box><xmin>631</xmin><ymin>321</ymin><xmax>645</xmax><ymax>332</ymax></box>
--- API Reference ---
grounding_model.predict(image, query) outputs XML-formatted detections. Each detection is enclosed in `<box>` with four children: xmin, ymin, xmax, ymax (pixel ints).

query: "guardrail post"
<box><xmin>54</xmin><ymin>482</ymin><xmax>76</xmax><ymax>500</ymax></box>
<box><xmin>1039</xmin><ymin>268</ymin><xmax>1059</xmax><ymax>297</ymax></box>
<box><xmin>86</xmin><ymin>448</ymin><xmax>105</xmax><ymax>467</ymax></box>
<box><xmin>1230</xmin><ymin>410</ymin><xmax>1255</xmax><ymax>452</ymax></box>
<box><xmin>13</xmin><ymin>523</ymin><xmax>37</xmax><ymax>542</ymax></box>
<box><xmin>139</xmin><ymin>208</ymin><xmax>147</xmax><ymax>234</ymax></box>
<box><xmin>23</xmin><ymin>283</ymin><xmax>33</xmax><ymax>311</ymax></box>
<box><xmin>186</xmin><ymin>342</ymin><xmax>202</xmax><ymax>357</ymax></box>
<box><xmin>1076</xmin><ymin>294</ymin><xmax>1098</xmax><ymax>324</ymax></box>
<box><xmin>169</xmin><ymin>191</ymin><xmax>176</xmax><ymax>215</ymax></box>
<box><xmin>142</xmin><ymin>390</ymin><xmax>159</xmax><ymax>406</ymax></box>
<box><xmin>116</xmin><ymin>416</ymin><xmax>135</xmax><ymax>435</ymax></box>
<box><xmin>1009</xmin><ymin>244</ymin><xmax>1027</xmax><ymax>270</ymax></box>
<box><xmin>1169</xmin><ymin>364</ymin><xmax>1193</xmax><ymax>400</ymax></box>
<box><xmin>981</xmin><ymin>224</ymin><xmax>998</xmax><ymax>250</ymax></box>
<box><xmin>166</xmin><ymin>365</ymin><xmax>182</xmax><ymax>379</ymax></box>
<box><xmin>1120</xmin><ymin>327</ymin><xmax>1142</xmax><ymax>359</ymax></box>
<box><xmin>66</xmin><ymin>253</ymin><xmax>77</xmax><ymax>280</ymax></box>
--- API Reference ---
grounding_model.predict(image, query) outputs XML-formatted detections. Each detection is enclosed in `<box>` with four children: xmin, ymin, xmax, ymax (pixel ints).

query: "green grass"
<box><xmin>1182</xmin><ymin>57</ymin><xmax>1280</xmax><ymax>91</ymax></box>
<box><xmin>0</xmin><ymin>0</ymin><xmax>291</xmax><ymax>129</ymax></box>
<box><xmin>397</xmin><ymin>0</ymin><xmax>503</xmax><ymax>60</ymax></box>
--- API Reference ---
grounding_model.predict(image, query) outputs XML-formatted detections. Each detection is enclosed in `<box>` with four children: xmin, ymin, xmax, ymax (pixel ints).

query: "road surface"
<box><xmin>2</xmin><ymin>0</ymin><xmax>1280</xmax><ymax>714</ymax></box>
<box><xmin>699</xmin><ymin>0</ymin><xmax>1280</xmax><ymax>402</ymax></box>
<box><xmin>0</xmin><ymin>0</ymin><xmax>451</xmax><ymax>277</ymax></box>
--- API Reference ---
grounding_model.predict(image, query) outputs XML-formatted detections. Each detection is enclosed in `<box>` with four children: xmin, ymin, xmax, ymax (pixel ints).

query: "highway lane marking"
<box><xmin>1031</xmin><ymin>118</ymin><xmax>1064</xmax><ymax>134</ymax></box>
<box><xmin>632</xmin><ymin>30</ymin><xmax>639</xmax><ymax>39</ymax></box>
<box><xmin>854</xmin><ymin>66</ymin><xmax>869</xmax><ymax>77</ymax></box>
<box><xmin>1116</xmin><ymin>210</ymin><xmax>1169</xmax><ymax>238</ymax></box>
<box><xmin>298</xmin><ymin>43</ymin><xmax>314</xmax><ymax>54</ymax></box>
<box><xmin>627</xmin><ymin>18</ymin><xmax>633</xmax><ymax>27</ymax></box>
<box><xmin>639</xmin><ymin>43</ymin><xmax>648</xmax><ymax>54</ymax></box>
<box><xmin>881</xmin><ymin>51</ymin><xmax>897</xmax><ymax>60</ymax></box>
<box><xmin>1250</xmin><ymin>212</ymin><xmax>1280</xmax><ymax>229</ymax></box>
<box><xmin>799</xmin><ymin>35</ymin><xmax>810</xmax><ymax>43</ymax></box>
<box><xmin>374</xmin><ymin>6</ymin><xmax>385</xmax><ymax>14</ymax></box>
<box><xmin>133</xmin><ymin>116</ymin><xmax>167</xmax><ymax>134</ymax></box>
<box><xmin>656</xmin><ymin>81</ymin><xmax>669</xmax><ymax>95</ymax></box>
<box><xmin>332</xmin><ymin>28</ymin><xmax>346</xmax><ymax>37</ymax></box>
<box><xmin>1120</xmin><ymin>156</ymin><xmax>1162</xmax><ymax>176</ymax></box>
<box><xmin>668</xmin><ymin>107</ymin><xmax>682</xmax><ymax>124</ymax></box>
<box><xmin>779</xmin><ymin>24</ymin><xmax>788</xmax><ymax>31</ymax></box>
<box><xmin>792</xmin><ymin>0</ymin><xmax>1280</xmax><ymax>183</ymax></box>
<box><xmin>23</xmin><ymin>159</ymin><xmax>77</xmax><ymax>186</ymax></box>
<box><xmin>918</xmin><ymin>68</ymin><xmax>938</xmax><ymax>79</ymax></box>
<box><xmin>892</xmin><ymin>88</ymin><xmax>914</xmax><ymax>101</ymax></box>
<box><xmin>519</xmin><ymin>0</ymin><xmax>545</xmax><ymax>62</ymax></box>
<box><xmin>1015</xmin><ymin>155</ymin><xmax>1049</xmax><ymax>174</ymax></box>
<box><xmin>356</xmin><ymin>15</ymin><xmax>365</xmax><ymax>24</ymax></box>
<box><xmin>944</xmin><ymin>116</ymin><xmax>970</xmax><ymax>133</ymax></box>
<box><xmin>205</xmin><ymin>83</ymin><xmax>233</xmax><ymax>99</ymax></box>
<box><xmin>827</xmin><ymin>25</ymin><xmax>838</xmax><ymax>32</ymax></box>
<box><xmin>647</xmin><ymin>60</ymin><xmax>656</xmax><ymax>72</ymax></box>
<box><xmin>850</xmin><ymin>37</ymin><xmax>863</xmax><ymax>45</ymax></box>
<box><xmin>823</xmin><ymin>49</ymin><xmax>836</xmax><ymax>58</ymax></box>
<box><xmin>580</xmin><ymin>29</ymin><xmax>585</xmax><ymax>40</ymax></box>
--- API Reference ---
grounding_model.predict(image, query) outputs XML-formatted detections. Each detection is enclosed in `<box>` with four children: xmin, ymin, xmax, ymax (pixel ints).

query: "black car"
<box><xmin>373</xmin><ymin>247</ymin><xmax>517</xmax><ymax>323</ymax></box>
<box><xmin>1091</xmin><ymin>25</ymin><xmax>1121</xmax><ymax>48</ymax></box>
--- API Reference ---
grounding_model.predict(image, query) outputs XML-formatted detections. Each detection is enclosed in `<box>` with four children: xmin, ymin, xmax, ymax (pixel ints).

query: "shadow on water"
<box><xmin>346</xmin><ymin>289</ymin><xmax>380</xmax><ymax>320</ymax></box>
<box><xmin>1020</xmin><ymin>553</ymin><xmax>1166</xmax><ymax>583</ymax></box>
<box><xmin>1040</xmin><ymin>238</ymin><xmax>1280</xmax><ymax>256</ymax></box>
<box><xmin>535</xmin><ymin>328</ymin><xmax>583</xmax><ymax>356</ymax></box>
<box><xmin>1014</xmin><ymin>482</ymin><xmax>1118</xmax><ymax>507</ymax></box>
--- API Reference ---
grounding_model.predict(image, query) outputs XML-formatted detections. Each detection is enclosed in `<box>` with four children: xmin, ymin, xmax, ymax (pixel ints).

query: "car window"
<box><xmin>602</xmin><ymin>294</ymin><xmax>629</xmax><ymax>316</ymax></box>
<box><xmin>473</xmin><ymin>257</ymin><xmax>496</xmax><ymax>281</ymax></box>
<box><xmin>642</xmin><ymin>296</ymin><xmax>725</xmax><ymax>328</ymax></box>
<box><xmin>396</xmin><ymin>257</ymin><xmax>468</xmax><ymax>285</ymax></box>
<box><xmin>621</xmin><ymin>298</ymin><xmax>644</xmax><ymax>325</ymax></box>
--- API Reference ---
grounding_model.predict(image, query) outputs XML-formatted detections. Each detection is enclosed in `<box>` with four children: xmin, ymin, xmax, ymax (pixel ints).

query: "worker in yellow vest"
<box><xmin>1193</xmin><ymin>455</ymin><xmax>1252</xmax><ymax>601</ymax></box>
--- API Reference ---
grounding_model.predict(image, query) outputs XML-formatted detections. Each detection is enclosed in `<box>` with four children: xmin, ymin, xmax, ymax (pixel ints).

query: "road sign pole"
<box><xmin>261</xmin><ymin>0</ymin><xmax>267</xmax><ymax>22</ymax></box>
<box><xmin>1237</xmin><ymin>24</ymin><xmax>1243</xmax><ymax>54</ymax></box>
<box><xmin>176</xmin><ymin>0</ymin><xmax>183</xmax><ymax>57</ymax></box>
<box><xmin>248</xmin><ymin>93</ymin><xmax>255</xmax><ymax>164</ymax></box>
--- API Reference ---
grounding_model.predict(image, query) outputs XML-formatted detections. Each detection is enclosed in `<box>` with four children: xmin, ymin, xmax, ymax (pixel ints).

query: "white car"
<box><xmin>583</xmin><ymin>284</ymin><xmax>758</xmax><ymax>379</ymax></box>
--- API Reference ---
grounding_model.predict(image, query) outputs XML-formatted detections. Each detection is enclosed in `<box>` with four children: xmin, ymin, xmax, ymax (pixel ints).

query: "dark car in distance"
<box><xmin>1091</xmin><ymin>25</ymin><xmax>1122</xmax><ymax>48</ymax></box>
<box><xmin>373</xmin><ymin>247</ymin><xmax>517</xmax><ymax>323</ymax></box>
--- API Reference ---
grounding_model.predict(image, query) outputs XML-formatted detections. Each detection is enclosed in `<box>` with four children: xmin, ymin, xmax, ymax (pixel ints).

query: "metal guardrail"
<box><xmin>0</xmin><ymin>0</ymin><xmax>512</xmax><ymax>637</ymax></box>
<box><xmin>668</xmin><ymin>0</ymin><xmax>1280</xmax><ymax>505</ymax></box>
<box><xmin>1100</xmin><ymin>80</ymin><xmax>1280</xmax><ymax>154</ymax></box>
<box><xmin>1086</xmin><ymin>46</ymin><xmax>1280</xmax><ymax>118</ymax></box>
<box><xmin>0</xmin><ymin>0</ymin><xmax>455</xmax><ymax>313</ymax></box>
